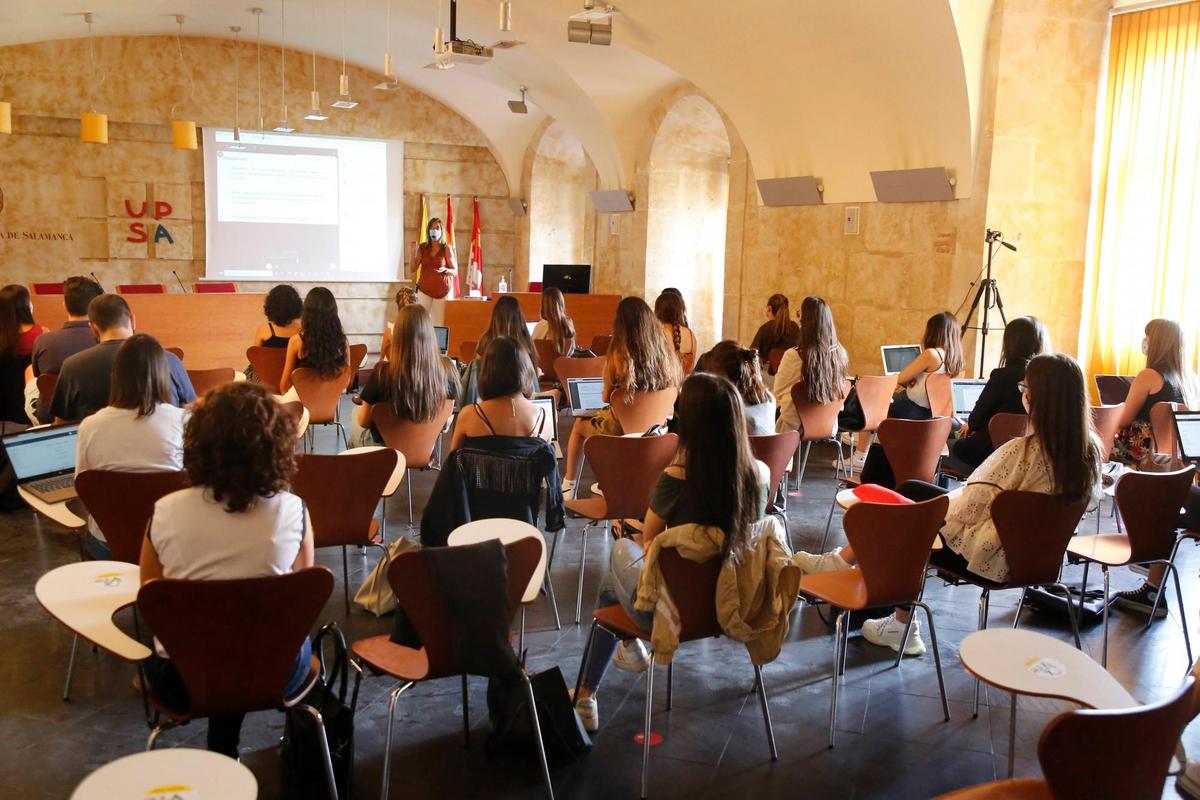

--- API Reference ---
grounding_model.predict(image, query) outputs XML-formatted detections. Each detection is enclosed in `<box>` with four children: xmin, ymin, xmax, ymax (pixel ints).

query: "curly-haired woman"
<box><xmin>139</xmin><ymin>381</ymin><xmax>314</xmax><ymax>758</ymax></box>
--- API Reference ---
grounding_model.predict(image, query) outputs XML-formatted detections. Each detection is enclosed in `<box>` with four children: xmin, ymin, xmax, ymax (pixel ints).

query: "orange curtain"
<box><xmin>1081</xmin><ymin>1</ymin><xmax>1200</xmax><ymax>379</ymax></box>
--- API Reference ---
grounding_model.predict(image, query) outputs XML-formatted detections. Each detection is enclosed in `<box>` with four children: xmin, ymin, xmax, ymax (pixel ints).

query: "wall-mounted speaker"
<box><xmin>869</xmin><ymin>167</ymin><xmax>956</xmax><ymax>202</ymax></box>
<box><xmin>508</xmin><ymin>197</ymin><xmax>528</xmax><ymax>217</ymax></box>
<box><xmin>589</xmin><ymin>189</ymin><xmax>635</xmax><ymax>213</ymax></box>
<box><xmin>757</xmin><ymin>176</ymin><xmax>824</xmax><ymax>207</ymax></box>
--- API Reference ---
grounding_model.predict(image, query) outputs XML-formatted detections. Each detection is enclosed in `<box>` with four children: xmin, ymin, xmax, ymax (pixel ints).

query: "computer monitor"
<box><xmin>433</xmin><ymin>326</ymin><xmax>450</xmax><ymax>356</ymax></box>
<box><xmin>950</xmin><ymin>379</ymin><xmax>988</xmax><ymax>417</ymax></box>
<box><xmin>542</xmin><ymin>265</ymin><xmax>591</xmax><ymax>295</ymax></box>
<box><xmin>1173</xmin><ymin>410</ymin><xmax>1200</xmax><ymax>463</ymax></box>
<box><xmin>880</xmin><ymin>344</ymin><xmax>922</xmax><ymax>375</ymax></box>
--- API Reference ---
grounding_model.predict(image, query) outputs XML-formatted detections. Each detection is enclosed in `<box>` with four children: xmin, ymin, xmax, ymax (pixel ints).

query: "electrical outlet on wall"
<box><xmin>844</xmin><ymin>207</ymin><xmax>860</xmax><ymax>236</ymax></box>
<box><xmin>609</xmin><ymin>216</ymin><xmax>620</xmax><ymax>236</ymax></box>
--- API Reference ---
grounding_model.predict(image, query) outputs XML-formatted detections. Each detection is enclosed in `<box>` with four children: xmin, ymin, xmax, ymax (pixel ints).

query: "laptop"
<box><xmin>530</xmin><ymin>396</ymin><xmax>562</xmax><ymax>458</ymax></box>
<box><xmin>433</xmin><ymin>326</ymin><xmax>450</xmax><ymax>356</ymax></box>
<box><xmin>1173</xmin><ymin>410</ymin><xmax>1200</xmax><ymax>463</ymax></box>
<box><xmin>881</xmin><ymin>344</ymin><xmax>922</xmax><ymax>375</ymax></box>
<box><xmin>950</xmin><ymin>379</ymin><xmax>989</xmax><ymax>416</ymax></box>
<box><xmin>3</xmin><ymin>424</ymin><xmax>81</xmax><ymax>503</ymax></box>
<box><xmin>566</xmin><ymin>377</ymin><xmax>607</xmax><ymax>418</ymax></box>
<box><xmin>1095</xmin><ymin>374</ymin><xmax>1135</xmax><ymax>406</ymax></box>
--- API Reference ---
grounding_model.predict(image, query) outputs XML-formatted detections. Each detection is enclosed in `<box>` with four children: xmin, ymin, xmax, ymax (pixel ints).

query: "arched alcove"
<box><xmin>528</xmin><ymin>122</ymin><xmax>597</xmax><ymax>285</ymax></box>
<box><xmin>645</xmin><ymin>95</ymin><xmax>732</xmax><ymax>350</ymax></box>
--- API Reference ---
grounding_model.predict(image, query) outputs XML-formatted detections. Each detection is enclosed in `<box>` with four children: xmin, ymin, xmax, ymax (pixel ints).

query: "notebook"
<box><xmin>566</xmin><ymin>377</ymin><xmax>606</xmax><ymax>418</ymax></box>
<box><xmin>1173</xmin><ymin>410</ymin><xmax>1200</xmax><ymax>463</ymax></box>
<box><xmin>1095</xmin><ymin>374</ymin><xmax>1135</xmax><ymax>406</ymax></box>
<box><xmin>951</xmin><ymin>379</ymin><xmax>988</xmax><ymax>416</ymax></box>
<box><xmin>881</xmin><ymin>344</ymin><xmax>922</xmax><ymax>375</ymax></box>
<box><xmin>3</xmin><ymin>424</ymin><xmax>81</xmax><ymax>503</ymax></box>
<box><xmin>433</xmin><ymin>326</ymin><xmax>450</xmax><ymax>356</ymax></box>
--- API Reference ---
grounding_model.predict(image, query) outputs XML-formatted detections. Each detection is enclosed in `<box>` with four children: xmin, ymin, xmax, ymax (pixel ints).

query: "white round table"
<box><xmin>71</xmin><ymin>748</ymin><xmax>257</xmax><ymax>799</ymax></box>
<box><xmin>35</xmin><ymin>561</ymin><xmax>151</xmax><ymax>662</ymax></box>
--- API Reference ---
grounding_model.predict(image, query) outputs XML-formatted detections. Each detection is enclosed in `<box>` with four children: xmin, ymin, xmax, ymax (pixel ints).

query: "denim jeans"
<box><xmin>578</xmin><ymin>538</ymin><xmax>655</xmax><ymax>692</ymax></box>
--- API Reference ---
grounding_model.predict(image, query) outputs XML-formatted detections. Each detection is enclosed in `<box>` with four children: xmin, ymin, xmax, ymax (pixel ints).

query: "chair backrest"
<box><xmin>291</xmin><ymin>449</ymin><xmax>398</xmax><ymax>548</ymax></box>
<box><xmin>279</xmin><ymin>400</ymin><xmax>310</xmax><ymax>440</ymax></box>
<box><xmin>790</xmin><ymin>379</ymin><xmax>849</xmax><ymax>443</ymax></box>
<box><xmin>533</xmin><ymin>339</ymin><xmax>560</xmax><ymax>381</ymax></box>
<box><xmin>1150</xmin><ymin>401</ymin><xmax>1195</xmax><ymax>463</ymax></box>
<box><xmin>749</xmin><ymin>431</ymin><xmax>801</xmax><ymax>503</ymax></box>
<box><xmin>877</xmin><ymin>417</ymin><xmax>953</xmax><ymax>485</ymax></box>
<box><xmin>590</xmin><ymin>334</ymin><xmax>612</xmax><ymax>356</ymax></box>
<box><xmin>658</xmin><ymin>547</ymin><xmax>724</xmax><ymax>642</ymax></box>
<box><xmin>75</xmin><ymin>470</ymin><xmax>190</xmax><ymax>563</ymax></box>
<box><xmin>373</xmin><ymin>398</ymin><xmax>454</xmax><ymax>470</ymax></box>
<box><xmin>553</xmin><ymin>355</ymin><xmax>605</xmax><ymax>383</ymax></box>
<box><xmin>987</xmin><ymin>412</ymin><xmax>1028</xmax><ymax>450</ymax></box>
<box><xmin>991</xmin><ymin>491</ymin><xmax>1088</xmax><ymax>587</ymax></box>
<box><xmin>348</xmin><ymin>343</ymin><xmax>368</xmax><ymax>375</ymax></box>
<box><xmin>609</xmin><ymin>387</ymin><xmax>678</xmax><ymax>434</ymax></box>
<box><xmin>843</xmin><ymin>495</ymin><xmax>949</xmax><ymax>607</ymax></box>
<box><xmin>291</xmin><ymin>365</ymin><xmax>353</xmax><ymax>424</ymax></box>
<box><xmin>386</xmin><ymin>541</ymin><xmax>538</xmax><ymax>680</ymax></box>
<box><xmin>1039</xmin><ymin>677</ymin><xmax>1199</xmax><ymax>800</ymax></box>
<box><xmin>854</xmin><ymin>374</ymin><xmax>900</xmax><ymax>433</ymax></box>
<box><xmin>584</xmin><ymin>433</ymin><xmax>679</xmax><ymax>520</ymax></box>
<box><xmin>458</xmin><ymin>340</ymin><xmax>478</xmax><ymax>364</ymax></box>
<box><xmin>246</xmin><ymin>346</ymin><xmax>289</xmax><ymax>392</ymax></box>
<box><xmin>767</xmin><ymin>347</ymin><xmax>787</xmax><ymax>375</ymax></box>
<box><xmin>1115</xmin><ymin>467</ymin><xmax>1196</xmax><ymax>564</ymax></box>
<box><xmin>117</xmin><ymin>283</ymin><xmax>166</xmax><ymax>295</ymax></box>
<box><xmin>137</xmin><ymin>567</ymin><xmax>333</xmax><ymax>717</ymax></box>
<box><xmin>186</xmin><ymin>367</ymin><xmax>237</xmax><ymax>397</ymax></box>
<box><xmin>1090</xmin><ymin>404</ymin><xmax>1125</xmax><ymax>463</ymax></box>
<box><xmin>35</xmin><ymin>372</ymin><xmax>58</xmax><ymax>421</ymax></box>
<box><xmin>447</xmin><ymin>519</ymin><xmax>546</xmax><ymax>604</ymax></box>
<box><xmin>165</xmin><ymin>347</ymin><xmax>184</xmax><ymax>361</ymax></box>
<box><xmin>925</xmin><ymin>373</ymin><xmax>954</xmax><ymax>418</ymax></box>
<box><xmin>194</xmin><ymin>282</ymin><xmax>237</xmax><ymax>293</ymax></box>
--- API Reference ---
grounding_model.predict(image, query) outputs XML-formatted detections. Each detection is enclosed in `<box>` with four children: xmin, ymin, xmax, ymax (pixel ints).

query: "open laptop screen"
<box><xmin>433</xmin><ymin>326</ymin><xmax>450</xmax><ymax>356</ymax></box>
<box><xmin>566</xmin><ymin>377</ymin><xmax>606</xmax><ymax>415</ymax></box>
<box><xmin>1174</xmin><ymin>411</ymin><xmax>1200</xmax><ymax>462</ymax></box>
<box><xmin>3</xmin><ymin>425</ymin><xmax>79</xmax><ymax>481</ymax></box>
<box><xmin>951</xmin><ymin>380</ymin><xmax>988</xmax><ymax>417</ymax></box>
<box><xmin>881</xmin><ymin>345</ymin><xmax>921</xmax><ymax>375</ymax></box>
<box><xmin>1095</xmin><ymin>374</ymin><xmax>1134</xmax><ymax>406</ymax></box>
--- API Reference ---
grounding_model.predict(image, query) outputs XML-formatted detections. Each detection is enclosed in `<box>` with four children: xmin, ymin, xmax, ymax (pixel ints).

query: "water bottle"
<box><xmin>498</xmin><ymin>273</ymin><xmax>508</xmax><ymax>293</ymax></box>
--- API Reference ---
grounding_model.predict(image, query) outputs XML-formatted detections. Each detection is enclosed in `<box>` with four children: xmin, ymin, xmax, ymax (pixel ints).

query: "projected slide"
<box><xmin>202</xmin><ymin>129</ymin><xmax>404</xmax><ymax>283</ymax></box>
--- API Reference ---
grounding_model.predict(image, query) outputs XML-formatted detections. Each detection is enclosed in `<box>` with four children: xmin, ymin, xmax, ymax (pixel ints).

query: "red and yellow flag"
<box><xmin>469</xmin><ymin>197</ymin><xmax>484</xmax><ymax>294</ymax></box>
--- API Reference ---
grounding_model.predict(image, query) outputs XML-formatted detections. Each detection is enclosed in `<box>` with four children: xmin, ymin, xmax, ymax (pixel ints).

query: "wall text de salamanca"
<box><xmin>1</xmin><ymin>231</ymin><xmax>75</xmax><ymax>240</ymax></box>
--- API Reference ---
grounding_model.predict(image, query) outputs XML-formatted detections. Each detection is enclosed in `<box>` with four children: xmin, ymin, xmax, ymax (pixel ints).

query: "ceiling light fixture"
<box><xmin>331</xmin><ymin>0</ymin><xmax>358</xmax><ymax>108</ymax></box>
<box><xmin>229</xmin><ymin>26</ymin><xmax>247</xmax><ymax>147</ymax></box>
<box><xmin>0</xmin><ymin>70</ymin><xmax>11</xmax><ymax>135</ymax></box>
<box><xmin>273</xmin><ymin>0</ymin><xmax>295</xmax><ymax>131</ymax></box>
<box><xmin>305</xmin><ymin>0</ymin><xmax>328</xmax><ymax>118</ymax></box>
<box><xmin>425</xmin><ymin>0</ymin><xmax>456</xmax><ymax>69</ymax></box>
<box><xmin>374</xmin><ymin>0</ymin><xmax>400</xmax><ymax>90</ymax></box>
<box><xmin>252</xmin><ymin>7</ymin><xmax>265</xmax><ymax>131</ymax></box>
<box><xmin>79</xmin><ymin>12</ymin><xmax>108</xmax><ymax>144</ymax></box>
<box><xmin>499</xmin><ymin>1</ymin><xmax>512</xmax><ymax>32</ymax></box>
<box><xmin>507</xmin><ymin>85</ymin><xmax>527</xmax><ymax>114</ymax></box>
<box><xmin>170</xmin><ymin>15</ymin><xmax>198</xmax><ymax>149</ymax></box>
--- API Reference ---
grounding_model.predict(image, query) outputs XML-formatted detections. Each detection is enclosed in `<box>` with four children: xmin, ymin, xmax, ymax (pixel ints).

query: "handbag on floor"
<box><xmin>281</xmin><ymin>622</ymin><xmax>362</xmax><ymax>800</ymax></box>
<box><xmin>353</xmin><ymin>536</ymin><xmax>420</xmax><ymax>616</ymax></box>
<box><xmin>486</xmin><ymin>663</ymin><xmax>592</xmax><ymax>768</ymax></box>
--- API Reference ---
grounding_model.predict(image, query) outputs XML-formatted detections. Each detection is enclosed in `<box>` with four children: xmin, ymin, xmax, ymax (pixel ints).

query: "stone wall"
<box><xmin>527</xmin><ymin>122</ymin><xmax>595</xmax><ymax>291</ymax></box>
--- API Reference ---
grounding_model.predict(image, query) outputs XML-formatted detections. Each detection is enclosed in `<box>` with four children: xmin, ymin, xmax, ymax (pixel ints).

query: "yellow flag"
<box><xmin>415</xmin><ymin>194</ymin><xmax>429</xmax><ymax>285</ymax></box>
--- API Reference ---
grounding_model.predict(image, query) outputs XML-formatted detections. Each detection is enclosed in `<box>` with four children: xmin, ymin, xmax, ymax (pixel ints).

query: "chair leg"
<box><xmin>406</xmin><ymin>471</ymin><xmax>414</xmax><ymax>527</ymax></box>
<box><xmin>641</xmin><ymin>656</ymin><xmax>655</xmax><ymax>799</ymax></box>
<box><xmin>1101</xmin><ymin>566</ymin><xmax>1111</xmax><ymax>668</ymax></box>
<box><xmin>797</xmin><ymin>442</ymin><xmax>812</xmax><ymax>487</ymax></box>
<box><xmin>341</xmin><ymin>546</ymin><xmax>351</xmax><ymax>615</ymax></box>
<box><xmin>145</xmin><ymin>723</ymin><xmax>166</xmax><ymax>751</ymax></box>
<box><xmin>1080</xmin><ymin>561</ymin><xmax>1091</xmax><ymax>599</ymax></box>
<box><xmin>973</xmin><ymin>589</ymin><xmax>990</xmax><ymax>717</ymax></box>
<box><xmin>753</xmin><ymin>665</ymin><xmax>779</xmax><ymax>761</ymax></box>
<box><xmin>1007</xmin><ymin>694</ymin><xmax>1017</xmax><ymax>778</ymax></box>
<box><xmin>294</xmin><ymin>704</ymin><xmax>341</xmax><ymax>800</ymax></box>
<box><xmin>545</xmin><ymin>533</ymin><xmax>562</xmax><ymax>631</ymax></box>
<box><xmin>380</xmin><ymin>681</ymin><xmax>415</xmax><ymax>800</ymax></box>
<box><xmin>573</xmin><ymin>620</ymin><xmax>600</xmax><ymax>702</ymax></box>
<box><xmin>915</xmin><ymin>601</ymin><xmax>950</xmax><ymax>722</ymax></box>
<box><xmin>575</xmin><ymin>523</ymin><xmax>591</xmax><ymax>624</ymax></box>
<box><xmin>1052</xmin><ymin>582</ymin><xmax>1083</xmax><ymax>650</ymax></box>
<box><xmin>666</xmin><ymin>662</ymin><xmax>673</xmax><ymax>710</ymax></box>
<box><xmin>1164</xmin><ymin>558</ymin><xmax>1194</xmax><ymax>666</ymax></box>
<box><xmin>62</xmin><ymin>633</ymin><xmax>79</xmax><ymax>702</ymax></box>
<box><xmin>519</xmin><ymin>607</ymin><xmax>527</xmax><ymax>656</ymax></box>
<box><xmin>461</xmin><ymin>674</ymin><xmax>471</xmax><ymax>748</ymax></box>
<box><xmin>829</xmin><ymin>610</ymin><xmax>846</xmax><ymax>748</ymax></box>
<box><xmin>522</xmin><ymin>671</ymin><xmax>556</xmax><ymax>800</ymax></box>
<box><xmin>893</xmin><ymin>609</ymin><xmax>917</xmax><ymax>669</ymax></box>
<box><xmin>819</xmin><ymin>499</ymin><xmax>837</xmax><ymax>554</ymax></box>
<box><xmin>1012</xmin><ymin>588</ymin><xmax>1028</xmax><ymax>629</ymax></box>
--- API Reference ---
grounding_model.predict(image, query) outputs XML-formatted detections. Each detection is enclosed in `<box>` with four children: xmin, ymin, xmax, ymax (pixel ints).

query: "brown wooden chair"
<box><xmin>246</xmin><ymin>345</ymin><xmax>288</xmax><ymax>392</ymax></box>
<box><xmin>608</xmin><ymin>387</ymin><xmax>677</xmax><ymax>435</ymax></box>
<box><xmin>35</xmin><ymin>372</ymin><xmax>58</xmax><ymax>423</ymax></box>
<box><xmin>346</xmin><ymin>343</ymin><xmax>369</xmax><ymax>392</ymax></box>
<box><xmin>934</xmin><ymin>678</ymin><xmax>1199</xmax><ymax>800</ymax></box>
<box><xmin>750</xmin><ymin>430</ymin><xmax>802</xmax><ymax>550</ymax></box>
<box><xmin>533</xmin><ymin>339</ymin><xmax>562</xmax><ymax>383</ymax></box>
<box><xmin>841</xmin><ymin>374</ymin><xmax>899</xmax><ymax>449</ymax></box>
<box><xmin>371</xmin><ymin>399</ymin><xmax>455</xmax><ymax>525</ymax></box>
<box><xmin>117</xmin><ymin>283</ymin><xmax>166</xmax><ymax>295</ymax></box>
<box><xmin>279</xmin><ymin>400</ymin><xmax>310</xmax><ymax>442</ymax></box>
<box><xmin>589</xmin><ymin>334</ymin><xmax>612</xmax><ymax>356</ymax></box>
<box><xmin>789</xmin><ymin>378</ymin><xmax>850</xmax><ymax>487</ymax></box>
<box><xmin>767</xmin><ymin>347</ymin><xmax>787</xmax><ymax>376</ymax></box>
<box><xmin>553</xmin><ymin>355</ymin><xmax>605</xmax><ymax>384</ymax></box>
<box><xmin>799</xmin><ymin>495</ymin><xmax>952</xmax><ymax>747</ymax></box>
<box><xmin>1090</xmin><ymin>403</ymin><xmax>1125</xmax><ymax>464</ymax></box>
<box><xmin>458</xmin><ymin>339</ymin><xmax>477</xmax><ymax>364</ymax></box>
<box><xmin>75</xmin><ymin>470</ymin><xmax>190</xmax><ymax>564</ymax></box>
<box><xmin>932</xmin><ymin>491</ymin><xmax>1089</xmax><ymax>715</ymax></box>
<box><xmin>1067</xmin><ymin>466</ymin><xmax>1195</xmax><ymax>667</ymax></box>
<box><xmin>926</xmin><ymin>372</ymin><xmax>954</xmax><ymax>418</ymax></box>
<box><xmin>291</xmin><ymin>364</ymin><xmax>354</xmax><ymax>450</ymax></box>
<box><xmin>351</xmin><ymin>542</ymin><xmax>553</xmax><ymax>800</ymax></box>
<box><xmin>1150</xmin><ymin>401</ymin><xmax>1196</xmax><ymax>467</ymax></box>
<box><xmin>987</xmin><ymin>412</ymin><xmax>1028</xmax><ymax>450</ymax></box>
<box><xmin>292</xmin><ymin>448</ymin><xmax>399</xmax><ymax>613</ymax></box>
<box><xmin>564</xmin><ymin>433</ymin><xmax>679</xmax><ymax>623</ymax></box>
<box><xmin>186</xmin><ymin>367</ymin><xmax>237</xmax><ymax>397</ymax></box>
<box><xmin>137</xmin><ymin>566</ymin><xmax>338</xmax><ymax>800</ymax></box>
<box><xmin>165</xmin><ymin>347</ymin><xmax>184</xmax><ymax>361</ymax></box>
<box><xmin>574</xmin><ymin>547</ymin><xmax>784</xmax><ymax>797</ymax></box>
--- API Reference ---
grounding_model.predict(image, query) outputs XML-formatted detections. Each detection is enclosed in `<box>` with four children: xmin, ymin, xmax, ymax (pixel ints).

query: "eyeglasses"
<box><xmin>1017</xmin><ymin>382</ymin><xmax>1028</xmax><ymax>394</ymax></box>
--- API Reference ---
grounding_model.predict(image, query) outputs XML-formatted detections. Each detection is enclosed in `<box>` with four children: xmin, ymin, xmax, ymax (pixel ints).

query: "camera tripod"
<box><xmin>961</xmin><ymin>229</ymin><xmax>1016</xmax><ymax>375</ymax></box>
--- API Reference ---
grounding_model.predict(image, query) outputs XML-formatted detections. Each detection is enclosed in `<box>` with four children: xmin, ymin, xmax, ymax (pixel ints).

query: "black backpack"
<box><xmin>281</xmin><ymin>622</ymin><xmax>362</xmax><ymax>800</ymax></box>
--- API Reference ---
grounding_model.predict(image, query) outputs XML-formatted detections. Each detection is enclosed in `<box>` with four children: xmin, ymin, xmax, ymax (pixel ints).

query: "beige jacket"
<box><xmin>634</xmin><ymin>516</ymin><xmax>801</xmax><ymax>665</ymax></box>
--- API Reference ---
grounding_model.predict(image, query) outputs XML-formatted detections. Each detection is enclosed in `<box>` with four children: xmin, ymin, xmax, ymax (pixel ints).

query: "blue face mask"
<box><xmin>429</xmin><ymin>228</ymin><xmax>442</xmax><ymax>241</ymax></box>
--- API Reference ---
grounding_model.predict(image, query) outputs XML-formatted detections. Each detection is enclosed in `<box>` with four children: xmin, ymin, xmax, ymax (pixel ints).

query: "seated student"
<box><xmin>461</xmin><ymin>296</ymin><xmax>539</xmax><ymax>405</ymax></box>
<box><xmin>654</xmin><ymin>290</ymin><xmax>697</xmax><ymax>374</ymax></box>
<box><xmin>772</xmin><ymin>296</ymin><xmax>847</xmax><ymax>434</ymax></box>
<box><xmin>451</xmin><ymin>336</ymin><xmax>550</xmax><ymax>451</ymax></box>
<box><xmin>749</xmin><ymin>293</ymin><xmax>800</xmax><ymax>372</ymax></box>
<box><xmin>245</xmin><ymin>284</ymin><xmax>302</xmax><ymax>384</ymax></box>
<box><xmin>32</xmin><ymin>275</ymin><xmax>104</xmax><ymax>377</ymax></box>
<box><xmin>139</xmin><ymin>381</ymin><xmax>314</xmax><ymax>758</ymax></box>
<box><xmin>379</xmin><ymin>286</ymin><xmax>417</xmax><ymax>358</ymax></box>
<box><xmin>76</xmin><ymin>334</ymin><xmax>186</xmax><ymax>559</ymax></box>
<box><xmin>946</xmin><ymin>316</ymin><xmax>1048</xmax><ymax>471</ymax></box>
<box><xmin>796</xmin><ymin>354</ymin><xmax>1102</xmax><ymax>655</ymax></box>
<box><xmin>699</xmin><ymin>340</ymin><xmax>776</xmax><ymax>435</ymax></box>
<box><xmin>51</xmin><ymin>294</ymin><xmax>195</xmax><ymax>423</ymax></box>
<box><xmin>351</xmin><ymin>304</ymin><xmax>459</xmax><ymax>448</ymax></box>
<box><xmin>561</xmin><ymin>297</ymin><xmax>682</xmax><ymax>495</ymax></box>
<box><xmin>1</xmin><ymin>284</ymin><xmax>47</xmax><ymax>424</ymax></box>
<box><xmin>530</xmin><ymin>286</ymin><xmax>576</xmax><ymax>359</ymax></box>
<box><xmin>571</xmin><ymin>372</ymin><xmax>772</xmax><ymax>730</ymax></box>
<box><xmin>280</xmin><ymin>287</ymin><xmax>349</xmax><ymax>395</ymax></box>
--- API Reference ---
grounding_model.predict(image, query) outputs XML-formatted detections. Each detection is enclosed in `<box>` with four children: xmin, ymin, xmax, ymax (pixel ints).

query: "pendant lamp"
<box><xmin>273</xmin><ymin>0</ymin><xmax>295</xmax><ymax>131</ymax></box>
<box><xmin>331</xmin><ymin>0</ymin><xmax>358</xmax><ymax>108</ymax></box>
<box><xmin>305</xmin><ymin>0</ymin><xmax>328</xmax><ymax>119</ymax></box>
<box><xmin>374</xmin><ymin>0</ymin><xmax>400</xmax><ymax>90</ymax></box>
<box><xmin>80</xmin><ymin>13</ymin><xmax>108</xmax><ymax>144</ymax></box>
<box><xmin>170</xmin><ymin>15</ymin><xmax>198</xmax><ymax>149</ymax></box>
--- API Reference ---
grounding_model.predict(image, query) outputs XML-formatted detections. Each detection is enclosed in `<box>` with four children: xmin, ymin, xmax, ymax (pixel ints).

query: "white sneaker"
<box><xmin>561</xmin><ymin>477</ymin><xmax>576</xmax><ymax>494</ymax></box>
<box><xmin>861</xmin><ymin>613</ymin><xmax>926</xmax><ymax>656</ymax></box>
<box><xmin>612</xmin><ymin>639</ymin><xmax>651</xmax><ymax>673</ymax></box>
<box><xmin>1178</xmin><ymin>760</ymin><xmax>1200</xmax><ymax>799</ymax></box>
<box><xmin>590</xmin><ymin>482</ymin><xmax>604</xmax><ymax>497</ymax></box>
<box><xmin>793</xmin><ymin>548</ymin><xmax>852</xmax><ymax>575</ymax></box>
<box><xmin>568</xmin><ymin>689</ymin><xmax>599</xmax><ymax>733</ymax></box>
<box><xmin>849</xmin><ymin>452</ymin><xmax>867</xmax><ymax>472</ymax></box>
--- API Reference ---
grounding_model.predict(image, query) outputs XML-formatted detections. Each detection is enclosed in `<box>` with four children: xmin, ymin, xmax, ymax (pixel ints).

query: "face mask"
<box><xmin>1141</xmin><ymin>339</ymin><xmax>1149</xmax><ymax>355</ymax></box>
<box><xmin>429</xmin><ymin>229</ymin><xmax>442</xmax><ymax>241</ymax></box>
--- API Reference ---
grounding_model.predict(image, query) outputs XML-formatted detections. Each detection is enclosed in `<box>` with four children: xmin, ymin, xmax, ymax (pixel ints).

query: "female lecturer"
<box><xmin>413</xmin><ymin>217</ymin><xmax>458</xmax><ymax>324</ymax></box>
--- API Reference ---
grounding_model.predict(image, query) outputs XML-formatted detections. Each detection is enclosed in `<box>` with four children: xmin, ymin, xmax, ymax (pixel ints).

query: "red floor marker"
<box><xmin>633</xmin><ymin>732</ymin><xmax>663</xmax><ymax>746</ymax></box>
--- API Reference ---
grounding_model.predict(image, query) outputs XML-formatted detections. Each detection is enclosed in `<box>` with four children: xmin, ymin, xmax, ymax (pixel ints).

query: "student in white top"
<box><xmin>76</xmin><ymin>334</ymin><xmax>186</xmax><ymax>559</ymax></box>
<box><xmin>773</xmin><ymin>296</ymin><xmax>848</xmax><ymax>433</ymax></box>
<box><xmin>139</xmin><ymin>381</ymin><xmax>314</xmax><ymax>758</ymax></box>
<box><xmin>530</xmin><ymin>286</ymin><xmax>576</xmax><ymax>360</ymax></box>
<box><xmin>796</xmin><ymin>354</ymin><xmax>1102</xmax><ymax>656</ymax></box>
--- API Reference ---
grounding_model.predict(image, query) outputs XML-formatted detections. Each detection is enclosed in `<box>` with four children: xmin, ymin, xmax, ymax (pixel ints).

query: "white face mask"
<box><xmin>429</xmin><ymin>228</ymin><xmax>442</xmax><ymax>241</ymax></box>
<box><xmin>1141</xmin><ymin>338</ymin><xmax>1149</xmax><ymax>355</ymax></box>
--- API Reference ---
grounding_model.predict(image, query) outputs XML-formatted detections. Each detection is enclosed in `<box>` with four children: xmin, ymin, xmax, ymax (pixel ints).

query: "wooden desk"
<box><xmin>33</xmin><ymin>294</ymin><xmax>266</xmax><ymax>371</ymax></box>
<box><xmin>443</xmin><ymin>293</ymin><xmax>620</xmax><ymax>356</ymax></box>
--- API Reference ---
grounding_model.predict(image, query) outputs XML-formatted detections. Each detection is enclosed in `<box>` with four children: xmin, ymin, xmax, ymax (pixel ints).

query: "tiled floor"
<box><xmin>3</xmin><ymin>401</ymin><xmax>1198</xmax><ymax>799</ymax></box>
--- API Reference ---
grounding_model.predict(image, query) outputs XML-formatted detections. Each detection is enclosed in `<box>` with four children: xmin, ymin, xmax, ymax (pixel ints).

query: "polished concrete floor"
<box><xmin>3</xmin><ymin>402</ymin><xmax>1198</xmax><ymax>799</ymax></box>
